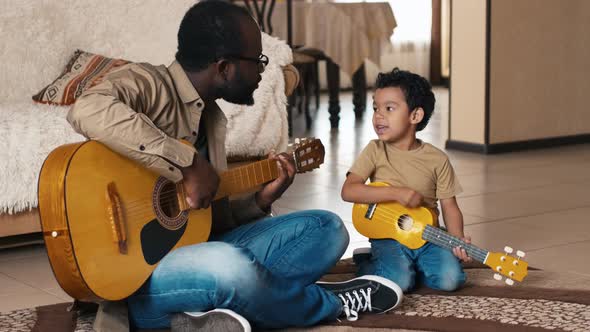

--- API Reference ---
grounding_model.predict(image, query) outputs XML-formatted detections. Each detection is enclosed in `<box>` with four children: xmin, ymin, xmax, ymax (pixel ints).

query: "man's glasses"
<box><xmin>225</xmin><ymin>54</ymin><xmax>269</xmax><ymax>69</ymax></box>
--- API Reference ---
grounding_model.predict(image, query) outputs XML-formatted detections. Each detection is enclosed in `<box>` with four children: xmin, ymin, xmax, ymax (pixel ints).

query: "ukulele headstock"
<box><xmin>288</xmin><ymin>137</ymin><xmax>325</xmax><ymax>173</ymax></box>
<box><xmin>485</xmin><ymin>246</ymin><xmax>528</xmax><ymax>285</ymax></box>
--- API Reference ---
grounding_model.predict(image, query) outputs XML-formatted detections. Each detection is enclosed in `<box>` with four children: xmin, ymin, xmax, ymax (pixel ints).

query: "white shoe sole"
<box><xmin>183</xmin><ymin>309</ymin><xmax>252</xmax><ymax>332</ymax></box>
<box><xmin>352</xmin><ymin>247</ymin><xmax>371</xmax><ymax>256</ymax></box>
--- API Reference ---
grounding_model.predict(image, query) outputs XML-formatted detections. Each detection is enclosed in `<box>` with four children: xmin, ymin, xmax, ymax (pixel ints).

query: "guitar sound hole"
<box><xmin>397</xmin><ymin>214</ymin><xmax>413</xmax><ymax>231</ymax></box>
<box><xmin>159</xmin><ymin>182</ymin><xmax>181</xmax><ymax>218</ymax></box>
<box><xmin>153</xmin><ymin>177</ymin><xmax>188</xmax><ymax>230</ymax></box>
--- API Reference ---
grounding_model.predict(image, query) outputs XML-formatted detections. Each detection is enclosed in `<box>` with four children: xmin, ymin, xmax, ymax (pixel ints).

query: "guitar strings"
<box><xmin>122</xmin><ymin>161</ymin><xmax>275</xmax><ymax>207</ymax></box>
<box><xmin>98</xmin><ymin>142</ymin><xmax>320</xmax><ymax>212</ymax></box>
<box><xmin>116</xmin><ymin>160</ymin><xmax>281</xmax><ymax>215</ymax></box>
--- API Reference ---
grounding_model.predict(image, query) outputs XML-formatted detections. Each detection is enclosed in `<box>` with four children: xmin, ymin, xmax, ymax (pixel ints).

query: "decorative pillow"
<box><xmin>32</xmin><ymin>50</ymin><xmax>130</xmax><ymax>106</ymax></box>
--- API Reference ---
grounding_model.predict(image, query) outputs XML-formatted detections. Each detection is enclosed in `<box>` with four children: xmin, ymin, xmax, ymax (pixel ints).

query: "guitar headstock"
<box><xmin>289</xmin><ymin>137</ymin><xmax>325</xmax><ymax>173</ymax></box>
<box><xmin>485</xmin><ymin>246</ymin><xmax>528</xmax><ymax>285</ymax></box>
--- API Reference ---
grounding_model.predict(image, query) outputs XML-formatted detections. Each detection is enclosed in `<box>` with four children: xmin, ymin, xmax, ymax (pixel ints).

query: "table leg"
<box><xmin>352</xmin><ymin>63</ymin><xmax>367</xmax><ymax>119</ymax></box>
<box><xmin>326</xmin><ymin>59</ymin><xmax>340</xmax><ymax>129</ymax></box>
<box><xmin>287</xmin><ymin>93</ymin><xmax>295</xmax><ymax>137</ymax></box>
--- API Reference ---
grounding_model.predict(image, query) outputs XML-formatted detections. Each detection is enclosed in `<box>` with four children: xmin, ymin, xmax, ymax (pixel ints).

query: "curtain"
<box><xmin>320</xmin><ymin>0</ymin><xmax>433</xmax><ymax>88</ymax></box>
<box><xmin>379</xmin><ymin>0</ymin><xmax>432</xmax><ymax>80</ymax></box>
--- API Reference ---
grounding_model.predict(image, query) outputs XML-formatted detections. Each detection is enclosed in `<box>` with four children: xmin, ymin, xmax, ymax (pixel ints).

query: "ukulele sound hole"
<box><xmin>397</xmin><ymin>214</ymin><xmax>413</xmax><ymax>231</ymax></box>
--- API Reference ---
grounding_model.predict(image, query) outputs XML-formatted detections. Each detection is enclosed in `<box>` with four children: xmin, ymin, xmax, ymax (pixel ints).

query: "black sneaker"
<box><xmin>171</xmin><ymin>309</ymin><xmax>251</xmax><ymax>332</ymax></box>
<box><xmin>317</xmin><ymin>275</ymin><xmax>403</xmax><ymax>321</ymax></box>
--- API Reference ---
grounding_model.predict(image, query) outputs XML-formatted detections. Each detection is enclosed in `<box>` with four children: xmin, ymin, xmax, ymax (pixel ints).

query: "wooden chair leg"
<box><xmin>304</xmin><ymin>63</ymin><xmax>313</xmax><ymax>129</ymax></box>
<box><xmin>287</xmin><ymin>94</ymin><xmax>295</xmax><ymax>137</ymax></box>
<box><xmin>352</xmin><ymin>63</ymin><xmax>367</xmax><ymax>119</ymax></box>
<box><xmin>326</xmin><ymin>59</ymin><xmax>341</xmax><ymax>129</ymax></box>
<box><xmin>314</xmin><ymin>61</ymin><xmax>320</xmax><ymax>110</ymax></box>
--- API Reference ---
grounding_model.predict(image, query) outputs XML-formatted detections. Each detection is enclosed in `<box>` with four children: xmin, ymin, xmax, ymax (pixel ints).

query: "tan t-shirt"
<box><xmin>348</xmin><ymin>139</ymin><xmax>462</xmax><ymax>210</ymax></box>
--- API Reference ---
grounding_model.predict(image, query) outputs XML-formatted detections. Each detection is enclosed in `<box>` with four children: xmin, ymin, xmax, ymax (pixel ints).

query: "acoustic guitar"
<box><xmin>38</xmin><ymin>138</ymin><xmax>324</xmax><ymax>301</ymax></box>
<box><xmin>352</xmin><ymin>182</ymin><xmax>528</xmax><ymax>285</ymax></box>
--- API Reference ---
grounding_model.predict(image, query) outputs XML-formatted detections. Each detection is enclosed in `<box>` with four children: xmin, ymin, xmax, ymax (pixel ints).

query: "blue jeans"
<box><xmin>128</xmin><ymin>210</ymin><xmax>349</xmax><ymax>329</ymax></box>
<box><xmin>356</xmin><ymin>239</ymin><xmax>465</xmax><ymax>292</ymax></box>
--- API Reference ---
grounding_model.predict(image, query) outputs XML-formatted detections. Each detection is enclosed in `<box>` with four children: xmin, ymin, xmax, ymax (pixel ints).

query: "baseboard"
<box><xmin>445</xmin><ymin>140</ymin><xmax>488</xmax><ymax>153</ymax></box>
<box><xmin>446</xmin><ymin>133</ymin><xmax>590</xmax><ymax>154</ymax></box>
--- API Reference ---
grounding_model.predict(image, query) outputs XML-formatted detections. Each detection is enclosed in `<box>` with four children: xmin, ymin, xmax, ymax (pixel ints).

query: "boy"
<box><xmin>341</xmin><ymin>68</ymin><xmax>470</xmax><ymax>292</ymax></box>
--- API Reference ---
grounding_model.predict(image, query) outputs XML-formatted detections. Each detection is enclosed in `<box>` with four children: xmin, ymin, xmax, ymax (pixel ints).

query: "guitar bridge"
<box><xmin>365</xmin><ymin>204</ymin><xmax>377</xmax><ymax>220</ymax></box>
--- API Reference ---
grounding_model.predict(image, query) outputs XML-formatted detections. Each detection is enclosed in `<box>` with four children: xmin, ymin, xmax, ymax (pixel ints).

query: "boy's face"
<box><xmin>372</xmin><ymin>87</ymin><xmax>416</xmax><ymax>143</ymax></box>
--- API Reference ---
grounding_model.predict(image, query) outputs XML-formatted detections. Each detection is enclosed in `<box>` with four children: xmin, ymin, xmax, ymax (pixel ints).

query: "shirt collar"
<box><xmin>168</xmin><ymin>60</ymin><xmax>202</xmax><ymax>104</ymax></box>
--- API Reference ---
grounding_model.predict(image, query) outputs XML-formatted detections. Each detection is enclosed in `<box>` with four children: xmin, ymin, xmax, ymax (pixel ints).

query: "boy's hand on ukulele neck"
<box><xmin>396</xmin><ymin>187</ymin><xmax>424</xmax><ymax>208</ymax></box>
<box><xmin>452</xmin><ymin>236</ymin><xmax>473</xmax><ymax>263</ymax></box>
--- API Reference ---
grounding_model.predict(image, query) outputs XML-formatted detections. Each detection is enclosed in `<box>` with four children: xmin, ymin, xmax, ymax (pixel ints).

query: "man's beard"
<box><xmin>221</xmin><ymin>74</ymin><xmax>257</xmax><ymax>105</ymax></box>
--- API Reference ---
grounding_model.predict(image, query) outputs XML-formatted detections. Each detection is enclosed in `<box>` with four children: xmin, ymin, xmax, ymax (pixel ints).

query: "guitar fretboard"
<box><xmin>422</xmin><ymin>225</ymin><xmax>489</xmax><ymax>263</ymax></box>
<box><xmin>215</xmin><ymin>159</ymin><xmax>279</xmax><ymax>199</ymax></box>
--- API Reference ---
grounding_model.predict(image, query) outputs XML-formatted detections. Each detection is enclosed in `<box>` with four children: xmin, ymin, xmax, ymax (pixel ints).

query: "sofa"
<box><xmin>0</xmin><ymin>0</ymin><xmax>298</xmax><ymax>240</ymax></box>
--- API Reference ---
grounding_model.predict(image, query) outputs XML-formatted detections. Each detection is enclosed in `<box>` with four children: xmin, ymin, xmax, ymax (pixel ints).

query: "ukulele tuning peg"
<box><xmin>493</xmin><ymin>273</ymin><xmax>502</xmax><ymax>281</ymax></box>
<box><xmin>504</xmin><ymin>246</ymin><xmax>514</xmax><ymax>254</ymax></box>
<box><xmin>505</xmin><ymin>278</ymin><xmax>515</xmax><ymax>286</ymax></box>
<box><xmin>516</xmin><ymin>250</ymin><xmax>526</xmax><ymax>258</ymax></box>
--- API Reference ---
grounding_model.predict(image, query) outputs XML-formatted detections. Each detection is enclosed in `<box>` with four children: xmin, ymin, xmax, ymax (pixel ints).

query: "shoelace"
<box><xmin>339</xmin><ymin>287</ymin><xmax>372</xmax><ymax>321</ymax></box>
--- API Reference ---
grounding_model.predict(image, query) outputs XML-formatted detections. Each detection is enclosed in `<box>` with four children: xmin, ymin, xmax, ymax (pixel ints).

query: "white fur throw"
<box><xmin>1</xmin><ymin>0</ymin><xmax>292</xmax><ymax>214</ymax></box>
<box><xmin>0</xmin><ymin>34</ymin><xmax>291</xmax><ymax>215</ymax></box>
<box><xmin>0</xmin><ymin>103</ymin><xmax>84</xmax><ymax>214</ymax></box>
<box><xmin>220</xmin><ymin>33</ymin><xmax>292</xmax><ymax>159</ymax></box>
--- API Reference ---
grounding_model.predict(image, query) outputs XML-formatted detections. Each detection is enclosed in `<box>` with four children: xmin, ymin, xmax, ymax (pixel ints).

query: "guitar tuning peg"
<box><xmin>493</xmin><ymin>273</ymin><xmax>502</xmax><ymax>281</ymax></box>
<box><xmin>505</xmin><ymin>278</ymin><xmax>515</xmax><ymax>286</ymax></box>
<box><xmin>504</xmin><ymin>246</ymin><xmax>513</xmax><ymax>254</ymax></box>
<box><xmin>516</xmin><ymin>250</ymin><xmax>526</xmax><ymax>258</ymax></box>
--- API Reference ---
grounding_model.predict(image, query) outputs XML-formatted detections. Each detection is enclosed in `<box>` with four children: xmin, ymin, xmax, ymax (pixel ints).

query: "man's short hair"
<box><xmin>176</xmin><ymin>0</ymin><xmax>254</xmax><ymax>71</ymax></box>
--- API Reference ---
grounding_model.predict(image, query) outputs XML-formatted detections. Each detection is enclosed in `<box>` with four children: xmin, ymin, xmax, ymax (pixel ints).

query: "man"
<box><xmin>68</xmin><ymin>1</ymin><xmax>402</xmax><ymax>331</ymax></box>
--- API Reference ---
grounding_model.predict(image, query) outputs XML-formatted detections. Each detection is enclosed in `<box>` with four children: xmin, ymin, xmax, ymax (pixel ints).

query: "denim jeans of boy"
<box><xmin>356</xmin><ymin>239</ymin><xmax>465</xmax><ymax>292</ymax></box>
<box><xmin>128</xmin><ymin>210</ymin><xmax>349</xmax><ymax>329</ymax></box>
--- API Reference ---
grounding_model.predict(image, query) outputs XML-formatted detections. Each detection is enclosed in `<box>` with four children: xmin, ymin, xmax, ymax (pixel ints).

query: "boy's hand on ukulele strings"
<box><xmin>397</xmin><ymin>187</ymin><xmax>423</xmax><ymax>208</ymax></box>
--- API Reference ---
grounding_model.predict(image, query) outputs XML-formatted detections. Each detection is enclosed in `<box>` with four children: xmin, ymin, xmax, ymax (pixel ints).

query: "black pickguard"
<box><xmin>140</xmin><ymin>219</ymin><xmax>187</xmax><ymax>265</ymax></box>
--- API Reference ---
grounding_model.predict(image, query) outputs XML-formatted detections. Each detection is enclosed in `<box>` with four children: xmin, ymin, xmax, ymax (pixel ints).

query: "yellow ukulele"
<box><xmin>38</xmin><ymin>138</ymin><xmax>324</xmax><ymax>301</ymax></box>
<box><xmin>352</xmin><ymin>182</ymin><xmax>529</xmax><ymax>285</ymax></box>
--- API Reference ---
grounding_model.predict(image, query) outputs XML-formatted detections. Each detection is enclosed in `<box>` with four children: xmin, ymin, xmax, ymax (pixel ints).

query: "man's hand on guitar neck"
<box><xmin>181</xmin><ymin>153</ymin><xmax>220</xmax><ymax>209</ymax></box>
<box><xmin>255</xmin><ymin>151</ymin><xmax>296</xmax><ymax>211</ymax></box>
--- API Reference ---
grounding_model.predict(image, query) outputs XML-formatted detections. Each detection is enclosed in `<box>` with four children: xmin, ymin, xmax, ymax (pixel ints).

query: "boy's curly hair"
<box><xmin>375</xmin><ymin>68</ymin><xmax>435</xmax><ymax>131</ymax></box>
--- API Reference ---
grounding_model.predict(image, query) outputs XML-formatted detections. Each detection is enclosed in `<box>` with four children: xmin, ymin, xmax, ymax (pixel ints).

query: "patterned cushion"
<box><xmin>32</xmin><ymin>50</ymin><xmax>130</xmax><ymax>106</ymax></box>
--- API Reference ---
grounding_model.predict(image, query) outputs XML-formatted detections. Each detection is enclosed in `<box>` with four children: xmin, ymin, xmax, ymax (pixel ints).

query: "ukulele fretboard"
<box><xmin>422</xmin><ymin>225</ymin><xmax>488</xmax><ymax>263</ymax></box>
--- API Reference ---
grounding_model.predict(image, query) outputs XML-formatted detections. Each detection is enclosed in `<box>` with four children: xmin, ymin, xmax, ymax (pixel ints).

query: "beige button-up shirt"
<box><xmin>68</xmin><ymin>60</ymin><xmax>268</xmax><ymax>234</ymax></box>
